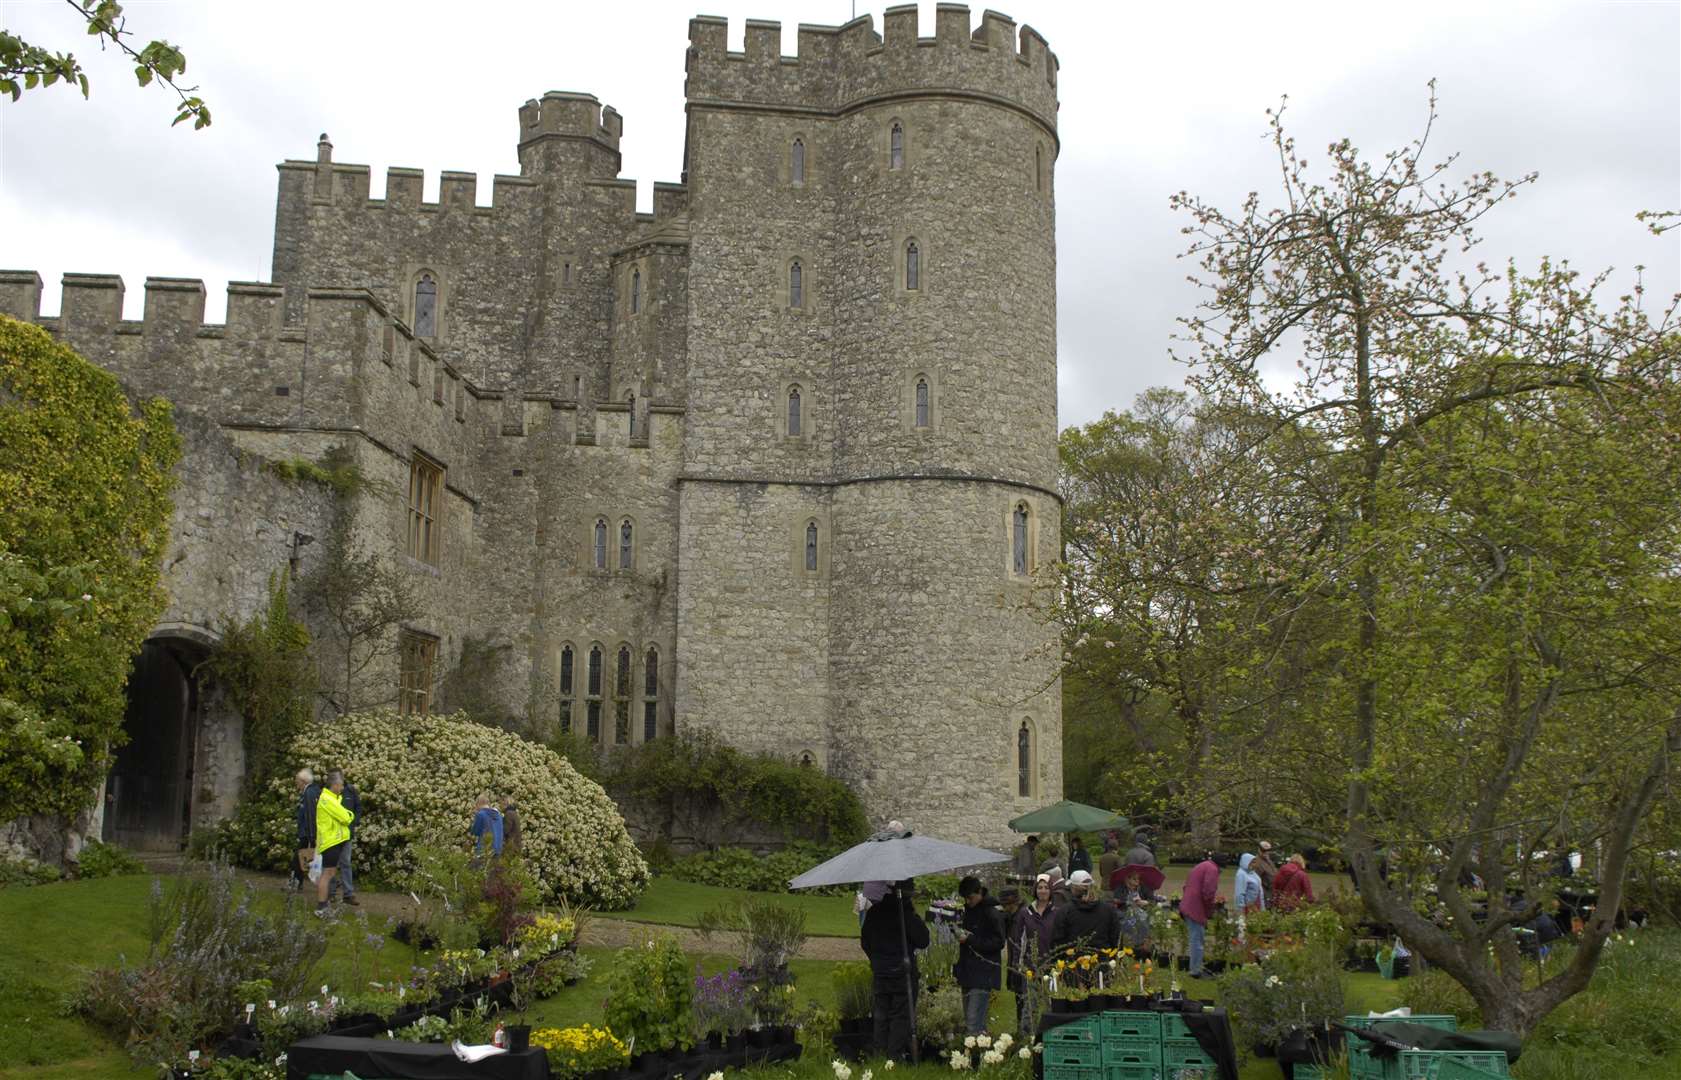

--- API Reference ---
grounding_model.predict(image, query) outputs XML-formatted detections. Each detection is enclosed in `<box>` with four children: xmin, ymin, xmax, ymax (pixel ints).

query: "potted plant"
<box><xmin>531</xmin><ymin>1024</ymin><xmax>630</xmax><ymax>1080</ymax></box>
<box><xmin>832</xmin><ymin>961</ymin><xmax>875</xmax><ymax>1037</ymax></box>
<box><xmin>692</xmin><ymin>967</ymin><xmax>751</xmax><ymax>1050</ymax></box>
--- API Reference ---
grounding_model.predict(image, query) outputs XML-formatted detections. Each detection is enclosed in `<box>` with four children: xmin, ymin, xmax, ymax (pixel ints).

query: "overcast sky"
<box><xmin>1</xmin><ymin>0</ymin><xmax>1676</xmax><ymax>428</ymax></box>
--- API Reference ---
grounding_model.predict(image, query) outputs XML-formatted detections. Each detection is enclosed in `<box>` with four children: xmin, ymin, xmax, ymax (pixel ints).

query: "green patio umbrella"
<box><xmin>1007</xmin><ymin>799</ymin><xmax>1129</xmax><ymax>834</ymax></box>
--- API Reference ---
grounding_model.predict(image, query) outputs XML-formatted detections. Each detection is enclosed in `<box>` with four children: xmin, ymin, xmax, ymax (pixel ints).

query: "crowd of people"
<box><xmin>854</xmin><ymin>827</ymin><xmax>1327</xmax><ymax>1058</ymax></box>
<box><xmin>287</xmin><ymin>769</ymin><xmax>523</xmax><ymax>916</ymax></box>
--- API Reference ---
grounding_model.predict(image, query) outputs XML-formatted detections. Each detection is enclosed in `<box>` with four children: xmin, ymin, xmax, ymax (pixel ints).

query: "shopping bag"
<box><xmin>308</xmin><ymin>852</ymin><xmax>323</xmax><ymax>882</ymax></box>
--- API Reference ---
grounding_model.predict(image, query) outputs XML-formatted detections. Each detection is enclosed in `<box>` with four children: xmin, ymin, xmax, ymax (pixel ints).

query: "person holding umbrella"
<box><xmin>861</xmin><ymin>879</ymin><xmax>931</xmax><ymax>1060</ymax></box>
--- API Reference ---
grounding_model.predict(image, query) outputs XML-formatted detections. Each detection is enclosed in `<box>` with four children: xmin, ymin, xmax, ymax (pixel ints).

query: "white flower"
<box><xmin>831</xmin><ymin>1060</ymin><xmax>852</xmax><ymax>1080</ymax></box>
<box><xmin>884</xmin><ymin>1061</ymin><xmax>896</xmax><ymax>1071</ymax></box>
<box><xmin>977</xmin><ymin>1034</ymin><xmax>991</xmax><ymax>1048</ymax></box>
<box><xmin>81</xmin><ymin>593</ymin><xmax>92</xmax><ymax>601</ymax></box>
<box><xmin>320</xmin><ymin>984</ymin><xmax>330</xmax><ymax>995</ymax></box>
<box><xmin>862</xmin><ymin>1071</ymin><xmax>873</xmax><ymax>1080</ymax></box>
<box><xmin>706</xmin><ymin>1073</ymin><xmax>725</xmax><ymax>1080</ymax></box>
<box><xmin>948</xmin><ymin>1051</ymin><xmax>971</xmax><ymax>1071</ymax></box>
<box><xmin>1265</xmin><ymin>975</ymin><xmax>1282</xmax><ymax>988</ymax></box>
<box><xmin>1017</xmin><ymin>1048</ymin><xmax>1032</xmax><ymax>1060</ymax></box>
<box><xmin>995</xmin><ymin>1033</ymin><xmax>1012</xmax><ymax>1048</ymax></box>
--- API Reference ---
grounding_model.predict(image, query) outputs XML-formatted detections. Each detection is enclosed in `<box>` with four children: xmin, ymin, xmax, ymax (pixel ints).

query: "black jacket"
<box><xmin>1052</xmin><ymin>896</ymin><xmax>1121</xmax><ymax>953</ymax></box>
<box><xmin>861</xmin><ymin>892</ymin><xmax>931</xmax><ymax>981</ymax></box>
<box><xmin>954</xmin><ymin>896</ymin><xmax>1006</xmax><ymax>990</ymax></box>
<box><xmin>295</xmin><ymin>782</ymin><xmax>321</xmax><ymax>846</ymax></box>
<box><xmin>340</xmin><ymin>783</ymin><xmax>361</xmax><ymax>837</ymax></box>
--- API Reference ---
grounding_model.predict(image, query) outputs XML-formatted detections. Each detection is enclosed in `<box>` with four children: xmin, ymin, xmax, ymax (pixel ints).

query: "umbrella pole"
<box><xmin>901</xmin><ymin>896</ymin><xmax>919</xmax><ymax>1065</ymax></box>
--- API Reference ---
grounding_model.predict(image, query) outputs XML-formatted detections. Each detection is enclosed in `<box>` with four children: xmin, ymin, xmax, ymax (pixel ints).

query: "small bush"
<box><xmin>833</xmin><ymin>960</ymin><xmax>874</xmax><ymax>1020</ymax></box>
<box><xmin>0</xmin><ymin>854</ymin><xmax>61</xmax><ymax>887</ymax></box>
<box><xmin>1396</xmin><ymin>967</ymin><xmax>1480</xmax><ymax>1027</ymax></box>
<box><xmin>1216</xmin><ymin>944</ymin><xmax>1345</xmax><ymax>1051</ymax></box>
<box><xmin>73</xmin><ymin>862</ymin><xmax>327</xmax><ymax>1064</ymax></box>
<box><xmin>73</xmin><ymin>840</ymin><xmax>144</xmax><ymax>879</ymax></box>
<box><xmin>603</xmin><ymin>934</ymin><xmax>693</xmax><ymax>1051</ymax></box>
<box><xmin>667</xmin><ymin>842</ymin><xmax>847</xmax><ymax>894</ymax></box>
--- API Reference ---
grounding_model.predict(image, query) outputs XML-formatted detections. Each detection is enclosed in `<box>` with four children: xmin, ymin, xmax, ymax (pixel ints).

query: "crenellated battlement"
<box><xmin>517</xmin><ymin>91</ymin><xmax>622</xmax><ymax>152</ymax></box>
<box><xmin>685</xmin><ymin>5</ymin><xmax>1058</xmax><ymax>133</ymax></box>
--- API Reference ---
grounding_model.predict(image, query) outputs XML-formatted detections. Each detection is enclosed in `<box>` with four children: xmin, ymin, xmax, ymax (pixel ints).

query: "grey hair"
<box><xmin>295</xmin><ymin>768</ymin><xmax>314</xmax><ymax>784</ymax></box>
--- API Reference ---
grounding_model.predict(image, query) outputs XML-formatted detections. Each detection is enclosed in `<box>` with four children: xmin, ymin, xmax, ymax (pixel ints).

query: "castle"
<box><xmin>0</xmin><ymin>6</ymin><xmax>1063</xmax><ymax>853</ymax></box>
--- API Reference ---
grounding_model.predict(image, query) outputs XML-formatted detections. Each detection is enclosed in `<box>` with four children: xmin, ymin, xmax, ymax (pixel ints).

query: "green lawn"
<box><xmin>617</xmin><ymin>877</ymin><xmax>860</xmax><ymax>938</ymax></box>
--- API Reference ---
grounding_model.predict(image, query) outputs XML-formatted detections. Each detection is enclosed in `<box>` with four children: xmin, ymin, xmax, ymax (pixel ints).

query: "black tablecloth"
<box><xmin>286</xmin><ymin>1035</ymin><xmax>549</xmax><ymax>1080</ymax></box>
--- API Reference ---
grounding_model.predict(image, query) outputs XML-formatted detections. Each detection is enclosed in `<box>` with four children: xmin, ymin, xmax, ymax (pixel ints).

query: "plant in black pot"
<box><xmin>602</xmin><ymin>933</ymin><xmax>694</xmax><ymax>1057</ymax></box>
<box><xmin>832</xmin><ymin>961</ymin><xmax>875</xmax><ymax>1035</ymax></box>
<box><xmin>692</xmin><ymin>967</ymin><xmax>752</xmax><ymax>1051</ymax></box>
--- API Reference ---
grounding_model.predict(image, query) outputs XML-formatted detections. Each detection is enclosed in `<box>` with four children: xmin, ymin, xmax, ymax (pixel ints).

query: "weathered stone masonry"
<box><xmin>0</xmin><ymin>5</ymin><xmax>1063</xmax><ymax>849</ymax></box>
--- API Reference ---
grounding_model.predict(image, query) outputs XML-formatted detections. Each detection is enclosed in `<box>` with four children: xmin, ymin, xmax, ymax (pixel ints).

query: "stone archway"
<box><xmin>103</xmin><ymin>634</ymin><xmax>210</xmax><ymax>851</ymax></box>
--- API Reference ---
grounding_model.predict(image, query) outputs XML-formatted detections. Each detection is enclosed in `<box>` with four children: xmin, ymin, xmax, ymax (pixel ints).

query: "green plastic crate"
<box><xmin>1348</xmin><ymin>1045</ymin><xmax>1385</xmax><ymax>1080</ymax></box>
<box><xmin>1045</xmin><ymin>1064</ymin><xmax>1104</xmax><ymax>1080</ymax></box>
<box><xmin>1388</xmin><ymin>1050</ymin><xmax>1510</xmax><ymax>1079</ymax></box>
<box><xmin>1046</xmin><ymin>1042</ymin><xmax>1103</xmax><ymax>1069</ymax></box>
<box><xmin>1103</xmin><ymin>1064</ymin><xmax>1163</xmax><ymax>1080</ymax></box>
<box><xmin>1045</xmin><ymin>1017</ymin><xmax>1102</xmax><ymax>1044</ymax></box>
<box><xmin>1160</xmin><ymin>1012</ymin><xmax>1202</xmax><ymax>1041</ymax></box>
<box><xmin>1344</xmin><ymin>1014</ymin><xmax>1460</xmax><ymax>1032</ymax></box>
<box><xmin>1163</xmin><ymin>1037</ymin><xmax>1215</xmax><ymax>1071</ymax></box>
<box><xmin>1101</xmin><ymin>1034</ymin><xmax>1163</xmax><ymax>1066</ymax></box>
<box><xmin>1433</xmin><ymin>1058</ymin><xmax>1511</xmax><ymax>1080</ymax></box>
<box><xmin>1100</xmin><ymin>1011</ymin><xmax>1163</xmax><ymax>1041</ymax></box>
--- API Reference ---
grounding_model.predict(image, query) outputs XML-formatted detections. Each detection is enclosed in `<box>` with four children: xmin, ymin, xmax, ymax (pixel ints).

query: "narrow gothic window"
<box><xmin>563</xmin><ymin>261</ymin><xmax>572</xmax><ymax>284</ymax></box>
<box><xmin>791</xmin><ymin>138</ymin><xmax>805</xmax><ymax>185</ymax></box>
<box><xmin>643</xmin><ymin>647</ymin><xmax>659</xmax><ymax>741</ymax></box>
<box><xmin>1035</xmin><ymin>145</ymin><xmax>1044</xmax><ymax>192</ymax></box>
<box><xmin>789</xmin><ymin>261</ymin><xmax>803</xmax><ymax>309</ymax></box>
<box><xmin>627</xmin><ymin>393</ymin><xmax>637</xmax><ymax>437</ymax></box>
<box><xmin>614</xmin><ymin>645</ymin><xmax>632</xmax><ymax>744</ymax></box>
<box><xmin>414</xmin><ymin>273</ymin><xmax>437</xmax><ymax>337</ymax></box>
<box><xmin>915</xmin><ymin>378</ymin><xmax>930</xmax><ymax>428</ymax></box>
<box><xmin>573</xmin><ymin>374</ymin><xmax>582</xmax><ymax>401</ymax></box>
<box><xmin>905</xmin><ymin>240</ymin><xmax>920</xmax><ymax>291</ymax></box>
<box><xmin>890</xmin><ymin>123</ymin><xmax>904</xmax><ymax>170</ymax></box>
<box><xmin>1012</xmin><ymin>503</ymin><xmax>1030</xmax><ymax>575</ymax></box>
<box><xmin>558</xmin><ymin>644</ymin><xmax>575</xmax><ymax>734</ymax></box>
<box><xmin>593</xmin><ymin>518</ymin><xmax>607</xmax><ymax>570</ymax></box>
<box><xmin>619</xmin><ymin>519</ymin><xmax>634</xmax><ymax>570</ymax></box>
<box><xmin>805</xmin><ymin>521</ymin><xmax>818</xmax><ymax>572</ymax></box>
<box><xmin>586</xmin><ymin>645</ymin><xmax>603</xmax><ymax>740</ymax></box>
<box><xmin>787</xmin><ymin>387</ymin><xmax>802</xmax><ymax>437</ymax></box>
<box><xmin>630</xmin><ymin>268</ymin><xmax>640</xmax><ymax>314</ymax></box>
<box><xmin>1018</xmin><ymin>722</ymin><xmax>1032</xmax><ymax>796</ymax></box>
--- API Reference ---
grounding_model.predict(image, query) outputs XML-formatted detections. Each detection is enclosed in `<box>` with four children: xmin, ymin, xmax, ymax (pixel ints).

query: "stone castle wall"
<box><xmin>0</xmin><ymin>4</ymin><xmax>1063</xmax><ymax>850</ymax></box>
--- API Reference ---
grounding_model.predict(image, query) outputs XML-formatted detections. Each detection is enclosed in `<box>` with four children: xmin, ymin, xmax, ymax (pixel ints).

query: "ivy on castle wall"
<box><xmin>0</xmin><ymin>315</ymin><xmax>181</xmax><ymax>823</ymax></box>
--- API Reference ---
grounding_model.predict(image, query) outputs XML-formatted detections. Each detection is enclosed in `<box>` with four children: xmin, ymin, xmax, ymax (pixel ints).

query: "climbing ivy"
<box><xmin>0</xmin><ymin>316</ymin><xmax>180</xmax><ymax>824</ymax></box>
<box><xmin>200</xmin><ymin>571</ymin><xmax>316</xmax><ymax>794</ymax></box>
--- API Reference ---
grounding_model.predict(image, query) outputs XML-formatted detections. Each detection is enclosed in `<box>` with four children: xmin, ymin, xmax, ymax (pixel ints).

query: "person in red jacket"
<box><xmin>1272</xmin><ymin>854</ymin><xmax>1317</xmax><ymax>911</ymax></box>
<box><xmin>1179</xmin><ymin>854</ymin><xmax>1221</xmax><ymax>978</ymax></box>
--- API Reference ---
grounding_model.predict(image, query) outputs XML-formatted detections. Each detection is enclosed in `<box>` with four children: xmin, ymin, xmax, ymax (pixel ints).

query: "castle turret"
<box><xmin>674</xmin><ymin>5</ymin><xmax>1062</xmax><ymax>846</ymax></box>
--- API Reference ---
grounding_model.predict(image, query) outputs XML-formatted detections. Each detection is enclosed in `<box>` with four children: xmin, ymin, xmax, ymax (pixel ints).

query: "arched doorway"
<box><xmin>103</xmin><ymin>637</ymin><xmax>206</xmax><ymax>851</ymax></box>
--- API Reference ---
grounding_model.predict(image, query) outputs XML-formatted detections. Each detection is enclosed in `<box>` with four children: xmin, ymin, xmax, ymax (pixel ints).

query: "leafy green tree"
<box><xmin>0</xmin><ymin>316</ymin><xmax>180</xmax><ymax>855</ymax></box>
<box><xmin>0</xmin><ymin>0</ymin><xmax>209</xmax><ymax>127</ymax></box>
<box><xmin>1159</xmin><ymin>87</ymin><xmax>1680</xmax><ymax>1034</ymax></box>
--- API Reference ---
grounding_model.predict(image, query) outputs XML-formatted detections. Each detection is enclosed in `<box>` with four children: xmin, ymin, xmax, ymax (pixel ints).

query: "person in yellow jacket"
<box><xmin>313</xmin><ymin>769</ymin><xmax>355</xmax><ymax>916</ymax></box>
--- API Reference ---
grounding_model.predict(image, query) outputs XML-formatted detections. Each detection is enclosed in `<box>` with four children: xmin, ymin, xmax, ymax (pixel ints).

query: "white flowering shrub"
<box><xmin>222</xmin><ymin>710</ymin><xmax>649</xmax><ymax>908</ymax></box>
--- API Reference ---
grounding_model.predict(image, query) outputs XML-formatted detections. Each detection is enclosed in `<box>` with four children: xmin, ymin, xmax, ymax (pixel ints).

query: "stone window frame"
<box><xmin>642</xmin><ymin>645</ymin><xmax>660</xmax><ymax>742</ymax></box>
<box><xmin>411</xmin><ymin>268</ymin><xmax>442</xmax><ymax>339</ymax></box>
<box><xmin>557</xmin><ymin>641</ymin><xmax>576</xmax><ymax>735</ymax></box>
<box><xmin>559</xmin><ymin>252</ymin><xmax>576</xmax><ymax>288</ymax></box>
<box><xmin>613</xmin><ymin>642</ymin><xmax>634</xmax><ymax>745</ymax></box>
<box><xmin>626</xmin><ymin>391</ymin><xmax>638</xmax><ymax>438</ymax></box>
<box><xmin>1035</xmin><ymin>142</ymin><xmax>1045</xmax><ymax>194</ymax></box>
<box><xmin>398</xmin><ymin>629</ymin><xmax>438</xmax><ymax>718</ymax></box>
<box><xmin>780</xmin><ymin>252</ymin><xmax>813</xmax><ymax>314</ymax></box>
<box><xmin>630</xmin><ymin>266</ymin><xmax>642</xmax><ymax>315</ymax></box>
<box><xmin>902</xmin><ymin>369</ymin><xmax>941</xmax><ymax>433</ymax></box>
<box><xmin>1006</xmin><ymin>497</ymin><xmax>1038</xmax><ymax>579</ymax></box>
<box><xmin>591</xmin><ymin>516</ymin><xmax>609</xmax><ymax>571</ymax></box>
<box><xmin>779</xmin><ymin>381</ymin><xmax>810</xmax><ymax>442</ymax></box>
<box><xmin>887</xmin><ymin>117</ymin><xmax>907</xmax><ymax>172</ymax></box>
<box><xmin>1015</xmin><ymin>717</ymin><xmax>1039</xmax><ymax>799</ymax></box>
<box><xmin>585</xmin><ymin>641</ymin><xmax>604</xmax><ymax>741</ymax></box>
<box><xmin>617</xmin><ymin>514</ymin><xmax>639</xmax><ymax>571</ymax></box>
<box><xmin>798</xmin><ymin>749</ymin><xmax>822</xmax><ymax>769</ymax></box>
<box><xmin>894</xmin><ymin>232</ymin><xmax>927</xmax><ymax>298</ymax></box>
<box><xmin>792</xmin><ymin>513</ymin><xmax>830</xmax><ymax>577</ymax></box>
<box><xmin>407</xmin><ymin>451</ymin><xmax>445</xmax><ymax>567</ymax></box>
<box><xmin>790</xmin><ymin>134</ymin><xmax>808</xmax><ymax>187</ymax></box>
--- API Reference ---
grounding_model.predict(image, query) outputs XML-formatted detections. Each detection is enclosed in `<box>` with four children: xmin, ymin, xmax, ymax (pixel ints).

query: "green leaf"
<box><xmin>134</xmin><ymin>64</ymin><xmax>151</xmax><ymax>87</ymax></box>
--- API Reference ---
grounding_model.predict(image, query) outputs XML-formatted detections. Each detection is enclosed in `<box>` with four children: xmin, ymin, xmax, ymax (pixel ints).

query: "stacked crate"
<box><xmin>1337</xmin><ymin>1015</ymin><xmax>1510</xmax><ymax>1080</ymax></box>
<box><xmin>1043</xmin><ymin>1011</ymin><xmax>1218</xmax><ymax>1080</ymax></box>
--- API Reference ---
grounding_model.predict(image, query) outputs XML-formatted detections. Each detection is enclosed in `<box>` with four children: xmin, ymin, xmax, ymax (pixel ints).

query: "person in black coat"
<box><xmin>955</xmin><ymin>876</ymin><xmax>1005</xmax><ymax>1035</ymax></box>
<box><xmin>861</xmin><ymin>879</ymin><xmax>931</xmax><ymax>1061</ymax></box>
<box><xmin>1051</xmin><ymin>871</ymin><xmax>1121</xmax><ymax>955</ymax></box>
<box><xmin>290</xmin><ymin>768</ymin><xmax>321</xmax><ymax>891</ymax></box>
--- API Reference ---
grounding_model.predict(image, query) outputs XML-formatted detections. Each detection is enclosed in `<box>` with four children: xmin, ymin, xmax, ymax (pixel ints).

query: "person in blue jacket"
<box><xmin>470</xmin><ymin>792</ymin><xmax>504</xmax><ymax>861</ymax></box>
<box><xmin>1235</xmin><ymin>853</ymin><xmax>1266</xmax><ymax>913</ymax></box>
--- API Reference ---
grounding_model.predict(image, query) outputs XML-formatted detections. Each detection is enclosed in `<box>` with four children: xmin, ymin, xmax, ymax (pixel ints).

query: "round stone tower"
<box><xmin>676</xmin><ymin>4</ymin><xmax>1062</xmax><ymax>847</ymax></box>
